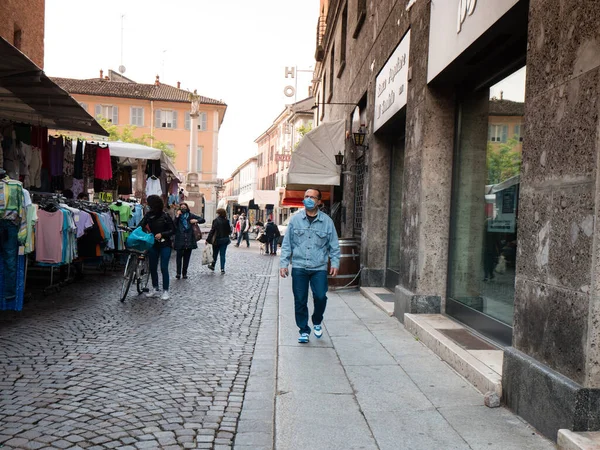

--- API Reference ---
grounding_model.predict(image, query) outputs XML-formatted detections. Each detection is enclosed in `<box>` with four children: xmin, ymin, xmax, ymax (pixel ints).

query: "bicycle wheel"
<box><xmin>136</xmin><ymin>257</ymin><xmax>150</xmax><ymax>295</ymax></box>
<box><xmin>120</xmin><ymin>254</ymin><xmax>136</xmax><ymax>302</ymax></box>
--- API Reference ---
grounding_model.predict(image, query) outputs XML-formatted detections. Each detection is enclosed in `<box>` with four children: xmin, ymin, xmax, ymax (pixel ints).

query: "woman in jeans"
<box><xmin>173</xmin><ymin>203</ymin><xmax>205</xmax><ymax>279</ymax></box>
<box><xmin>206</xmin><ymin>208</ymin><xmax>232</xmax><ymax>273</ymax></box>
<box><xmin>139</xmin><ymin>195</ymin><xmax>175</xmax><ymax>299</ymax></box>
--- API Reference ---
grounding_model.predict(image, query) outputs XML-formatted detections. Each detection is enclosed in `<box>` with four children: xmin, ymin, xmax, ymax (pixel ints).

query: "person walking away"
<box><xmin>235</xmin><ymin>212</ymin><xmax>251</xmax><ymax>247</ymax></box>
<box><xmin>173</xmin><ymin>202</ymin><xmax>205</xmax><ymax>279</ymax></box>
<box><xmin>139</xmin><ymin>195</ymin><xmax>175</xmax><ymax>300</ymax></box>
<box><xmin>206</xmin><ymin>208</ymin><xmax>232</xmax><ymax>273</ymax></box>
<box><xmin>265</xmin><ymin>218</ymin><xmax>280</xmax><ymax>255</ymax></box>
<box><xmin>280</xmin><ymin>189</ymin><xmax>340</xmax><ymax>343</ymax></box>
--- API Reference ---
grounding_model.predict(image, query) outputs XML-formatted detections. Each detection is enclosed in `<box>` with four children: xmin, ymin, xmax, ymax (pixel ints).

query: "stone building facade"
<box><xmin>314</xmin><ymin>0</ymin><xmax>600</xmax><ymax>441</ymax></box>
<box><xmin>0</xmin><ymin>0</ymin><xmax>45</xmax><ymax>68</ymax></box>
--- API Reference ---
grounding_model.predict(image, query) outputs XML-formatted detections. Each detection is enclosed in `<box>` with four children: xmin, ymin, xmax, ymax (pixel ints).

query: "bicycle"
<box><xmin>119</xmin><ymin>227</ymin><xmax>151</xmax><ymax>302</ymax></box>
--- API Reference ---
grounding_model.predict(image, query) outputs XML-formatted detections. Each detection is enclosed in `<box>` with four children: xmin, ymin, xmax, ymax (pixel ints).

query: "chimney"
<box><xmin>177</xmin><ymin>81</ymin><xmax>181</xmax><ymax>89</ymax></box>
<box><xmin>105</xmin><ymin>76</ymin><xmax>109</xmax><ymax>80</ymax></box>
<box><xmin>500</xmin><ymin>90</ymin><xmax>504</xmax><ymax>100</ymax></box>
<box><xmin>99</xmin><ymin>69</ymin><xmax>103</xmax><ymax>79</ymax></box>
<box><xmin>155</xmin><ymin>75</ymin><xmax>160</xmax><ymax>87</ymax></box>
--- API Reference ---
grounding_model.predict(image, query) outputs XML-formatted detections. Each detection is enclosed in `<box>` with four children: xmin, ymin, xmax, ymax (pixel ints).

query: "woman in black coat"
<box><xmin>206</xmin><ymin>208</ymin><xmax>232</xmax><ymax>274</ymax></box>
<box><xmin>139</xmin><ymin>195</ymin><xmax>176</xmax><ymax>300</ymax></box>
<box><xmin>173</xmin><ymin>203</ymin><xmax>205</xmax><ymax>279</ymax></box>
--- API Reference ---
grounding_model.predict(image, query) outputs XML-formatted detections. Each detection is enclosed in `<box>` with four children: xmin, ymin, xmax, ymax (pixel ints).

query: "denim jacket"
<box><xmin>280</xmin><ymin>210</ymin><xmax>340</xmax><ymax>271</ymax></box>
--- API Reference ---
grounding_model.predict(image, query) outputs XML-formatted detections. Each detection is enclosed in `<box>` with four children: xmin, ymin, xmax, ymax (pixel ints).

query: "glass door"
<box><xmin>447</xmin><ymin>67</ymin><xmax>526</xmax><ymax>346</ymax></box>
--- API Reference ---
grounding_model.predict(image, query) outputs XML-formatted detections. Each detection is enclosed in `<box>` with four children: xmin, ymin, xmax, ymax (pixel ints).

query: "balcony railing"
<box><xmin>315</xmin><ymin>14</ymin><xmax>327</xmax><ymax>62</ymax></box>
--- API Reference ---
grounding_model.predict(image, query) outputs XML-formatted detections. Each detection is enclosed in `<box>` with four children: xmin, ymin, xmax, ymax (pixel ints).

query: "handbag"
<box><xmin>201</xmin><ymin>245</ymin><xmax>213</xmax><ymax>265</ymax></box>
<box><xmin>125</xmin><ymin>227</ymin><xmax>155</xmax><ymax>252</ymax></box>
<box><xmin>495</xmin><ymin>255</ymin><xmax>506</xmax><ymax>274</ymax></box>
<box><xmin>192</xmin><ymin>223</ymin><xmax>203</xmax><ymax>242</ymax></box>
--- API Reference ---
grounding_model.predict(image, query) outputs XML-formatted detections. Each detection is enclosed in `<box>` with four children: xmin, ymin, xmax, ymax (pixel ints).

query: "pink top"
<box><xmin>35</xmin><ymin>209</ymin><xmax>64</xmax><ymax>263</ymax></box>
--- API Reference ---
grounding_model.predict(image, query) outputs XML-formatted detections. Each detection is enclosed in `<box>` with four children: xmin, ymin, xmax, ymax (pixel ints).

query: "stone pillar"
<box><xmin>502</xmin><ymin>0</ymin><xmax>600</xmax><ymax>440</ymax></box>
<box><xmin>189</xmin><ymin>113</ymin><xmax>198</xmax><ymax>172</ymax></box>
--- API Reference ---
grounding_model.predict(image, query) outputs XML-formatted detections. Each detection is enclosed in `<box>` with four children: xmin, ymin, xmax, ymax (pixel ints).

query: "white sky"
<box><xmin>489</xmin><ymin>66</ymin><xmax>526</xmax><ymax>102</ymax></box>
<box><xmin>44</xmin><ymin>0</ymin><xmax>319</xmax><ymax>178</ymax></box>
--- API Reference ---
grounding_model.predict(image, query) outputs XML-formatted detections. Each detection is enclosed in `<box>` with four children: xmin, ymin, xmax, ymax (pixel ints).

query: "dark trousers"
<box><xmin>212</xmin><ymin>237</ymin><xmax>229</xmax><ymax>270</ymax></box>
<box><xmin>148</xmin><ymin>245</ymin><xmax>171</xmax><ymax>291</ymax></box>
<box><xmin>291</xmin><ymin>268</ymin><xmax>328</xmax><ymax>335</ymax></box>
<box><xmin>237</xmin><ymin>231</ymin><xmax>249</xmax><ymax>247</ymax></box>
<box><xmin>484</xmin><ymin>252</ymin><xmax>496</xmax><ymax>279</ymax></box>
<box><xmin>0</xmin><ymin>221</ymin><xmax>19</xmax><ymax>301</ymax></box>
<box><xmin>176</xmin><ymin>249</ymin><xmax>193</xmax><ymax>276</ymax></box>
<box><xmin>268</xmin><ymin>238</ymin><xmax>277</xmax><ymax>254</ymax></box>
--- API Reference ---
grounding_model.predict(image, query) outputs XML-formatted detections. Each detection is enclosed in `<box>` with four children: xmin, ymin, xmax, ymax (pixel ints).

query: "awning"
<box><xmin>105</xmin><ymin>141</ymin><xmax>180</xmax><ymax>180</ymax></box>
<box><xmin>287</xmin><ymin>119</ymin><xmax>343</xmax><ymax>186</ymax></box>
<box><xmin>0</xmin><ymin>37</ymin><xmax>108</xmax><ymax>136</ymax></box>
<box><xmin>238</xmin><ymin>190</ymin><xmax>279</xmax><ymax>207</ymax></box>
<box><xmin>282</xmin><ymin>189</ymin><xmax>331</xmax><ymax>207</ymax></box>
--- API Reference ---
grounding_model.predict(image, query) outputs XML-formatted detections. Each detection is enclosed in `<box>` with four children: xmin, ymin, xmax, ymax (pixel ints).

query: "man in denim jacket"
<box><xmin>280</xmin><ymin>188</ymin><xmax>341</xmax><ymax>343</ymax></box>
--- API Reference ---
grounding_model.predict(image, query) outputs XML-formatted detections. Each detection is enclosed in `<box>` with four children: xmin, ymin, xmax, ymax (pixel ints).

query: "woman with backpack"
<box><xmin>206</xmin><ymin>208</ymin><xmax>232</xmax><ymax>274</ymax></box>
<box><xmin>139</xmin><ymin>195</ymin><xmax>176</xmax><ymax>300</ymax></box>
<box><xmin>173</xmin><ymin>202</ymin><xmax>206</xmax><ymax>280</ymax></box>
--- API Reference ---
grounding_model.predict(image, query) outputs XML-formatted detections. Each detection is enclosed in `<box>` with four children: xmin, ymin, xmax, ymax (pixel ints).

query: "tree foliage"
<box><xmin>294</xmin><ymin>122</ymin><xmax>313</xmax><ymax>149</ymax></box>
<box><xmin>98</xmin><ymin>118</ymin><xmax>176</xmax><ymax>160</ymax></box>
<box><xmin>487</xmin><ymin>137</ymin><xmax>521</xmax><ymax>185</ymax></box>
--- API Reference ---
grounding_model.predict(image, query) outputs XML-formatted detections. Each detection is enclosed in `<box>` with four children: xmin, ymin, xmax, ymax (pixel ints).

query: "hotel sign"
<box><xmin>275</xmin><ymin>153</ymin><xmax>292</xmax><ymax>162</ymax></box>
<box><xmin>427</xmin><ymin>0</ymin><xmax>519</xmax><ymax>83</ymax></box>
<box><xmin>374</xmin><ymin>30</ymin><xmax>410</xmax><ymax>132</ymax></box>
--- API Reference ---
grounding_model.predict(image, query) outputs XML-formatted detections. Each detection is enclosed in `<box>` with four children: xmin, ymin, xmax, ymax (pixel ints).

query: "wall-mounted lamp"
<box><xmin>352</xmin><ymin>124</ymin><xmax>368</xmax><ymax>149</ymax></box>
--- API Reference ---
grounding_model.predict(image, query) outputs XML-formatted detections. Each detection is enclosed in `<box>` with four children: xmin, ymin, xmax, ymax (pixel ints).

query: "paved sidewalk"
<box><xmin>237</xmin><ymin>274</ymin><xmax>556</xmax><ymax>450</ymax></box>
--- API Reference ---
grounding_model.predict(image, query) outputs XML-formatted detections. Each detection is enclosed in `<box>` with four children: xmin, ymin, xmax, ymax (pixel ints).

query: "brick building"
<box><xmin>0</xmin><ymin>0</ymin><xmax>45</xmax><ymax>68</ymax></box>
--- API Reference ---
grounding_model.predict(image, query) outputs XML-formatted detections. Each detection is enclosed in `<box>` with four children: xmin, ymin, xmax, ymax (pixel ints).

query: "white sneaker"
<box><xmin>161</xmin><ymin>290</ymin><xmax>170</xmax><ymax>300</ymax></box>
<box><xmin>146</xmin><ymin>289</ymin><xmax>160</xmax><ymax>298</ymax></box>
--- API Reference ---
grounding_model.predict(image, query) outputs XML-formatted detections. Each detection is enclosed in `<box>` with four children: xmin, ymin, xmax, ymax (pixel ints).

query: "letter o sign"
<box><xmin>284</xmin><ymin>86</ymin><xmax>295</xmax><ymax>97</ymax></box>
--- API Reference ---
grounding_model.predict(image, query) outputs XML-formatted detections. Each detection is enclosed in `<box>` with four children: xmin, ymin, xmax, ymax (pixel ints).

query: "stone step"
<box><xmin>558</xmin><ymin>430</ymin><xmax>600</xmax><ymax>450</ymax></box>
<box><xmin>359</xmin><ymin>287</ymin><xmax>395</xmax><ymax>316</ymax></box>
<box><xmin>404</xmin><ymin>313</ymin><xmax>503</xmax><ymax>397</ymax></box>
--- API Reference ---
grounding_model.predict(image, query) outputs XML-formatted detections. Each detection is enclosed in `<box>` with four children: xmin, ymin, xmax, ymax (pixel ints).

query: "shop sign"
<box><xmin>488</xmin><ymin>185</ymin><xmax>517</xmax><ymax>233</ymax></box>
<box><xmin>427</xmin><ymin>0</ymin><xmax>519</xmax><ymax>82</ymax></box>
<box><xmin>374</xmin><ymin>30</ymin><xmax>410</xmax><ymax>132</ymax></box>
<box><xmin>275</xmin><ymin>154</ymin><xmax>292</xmax><ymax>162</ymax></box>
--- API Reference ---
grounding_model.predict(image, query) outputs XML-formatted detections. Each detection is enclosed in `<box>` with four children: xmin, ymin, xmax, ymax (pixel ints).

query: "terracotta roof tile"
<box><xmin>50</xmin><ymin>77</ymin><xmax>227</xmax><ymax>106</ymax></box>
<box><xmin>489</xmin><ymin>99</ymin><xmax>524</xmax><ymax>116</ymax></box>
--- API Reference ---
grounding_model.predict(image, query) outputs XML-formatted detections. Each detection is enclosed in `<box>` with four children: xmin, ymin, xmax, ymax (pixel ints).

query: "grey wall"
<box><xmin>514</xmin><ymin>0</ymin><xmax>600</xmax><ymax>387</ymax></box>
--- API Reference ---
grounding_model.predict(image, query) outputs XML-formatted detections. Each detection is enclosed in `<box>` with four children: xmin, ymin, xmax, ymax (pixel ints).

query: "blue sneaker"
<box><xmin>298</xmin><ymin>333</ymin><xmax>309</xmax><ymax>344</ymax></box>
<box><xmin>314</xmin><ymin>325</ymin><xmax>323</xmax><ymax>339</ymax></box>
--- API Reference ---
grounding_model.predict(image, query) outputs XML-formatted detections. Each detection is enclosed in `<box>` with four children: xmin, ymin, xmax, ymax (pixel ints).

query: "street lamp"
<box><xmin>352</xmin><ymin>125</ymin><xmax>368</xmax><ymax>148</ymax></box>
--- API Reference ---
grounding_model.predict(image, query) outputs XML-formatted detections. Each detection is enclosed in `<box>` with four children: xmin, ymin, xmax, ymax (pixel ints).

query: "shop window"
<box><xmin>448</xmin><ymin>66</ymin><xmax>526</xmax><ymax>332</ymax></box>
<box><xmin>130</xmin><ymin>107</ymin><xmax>144</xmax><ymax>126</ymax></box>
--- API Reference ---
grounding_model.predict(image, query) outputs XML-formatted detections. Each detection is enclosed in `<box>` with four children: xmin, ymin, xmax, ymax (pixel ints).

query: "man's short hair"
<box><xmin>307</xmin><ymin>188</ymin><xmax>322</xmax><ymax>200</ymax></box>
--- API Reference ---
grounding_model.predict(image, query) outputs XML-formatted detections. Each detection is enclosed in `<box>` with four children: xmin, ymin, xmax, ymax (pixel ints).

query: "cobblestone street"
<box><xmin>0</xmin><ymin>247</ymin><xmax>275</xmax><ymax>450</ymax></box>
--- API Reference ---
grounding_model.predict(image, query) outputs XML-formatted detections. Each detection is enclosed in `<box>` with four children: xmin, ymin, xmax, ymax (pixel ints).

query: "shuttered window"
<box><xmin>155</xmin><ymin>109</ymin><xmax>177</xmax><ymax>128</ymax></box>
<box><xmin>95</xmin><ymin>105</ymin><xmax>118</xmax><ymax>124</ymax></box>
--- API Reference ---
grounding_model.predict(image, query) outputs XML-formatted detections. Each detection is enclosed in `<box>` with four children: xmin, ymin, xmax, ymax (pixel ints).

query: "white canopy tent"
<box><xmin>107</xmin><ymin>141</ymin><xmax>180</xmax><ymax>180</ymax></box>
<box><xmin>287</xmin><ymin>119</ymin><xmax>344</xmax><ymax>187</ymax></box>
<box><xmin>238</xmin><ymin>189</ymin><xmax>279</xmax><ymax>207</ymax></box>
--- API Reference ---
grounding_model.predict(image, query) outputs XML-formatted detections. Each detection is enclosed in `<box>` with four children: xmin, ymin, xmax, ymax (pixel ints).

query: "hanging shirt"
<box><xmin>0</xmin><ymin>178</ymin><xmax>27</xmax><ymax>243</ymax></box>
<box><xmin>24</xmin><ymin>204</ymin><xmax>38</xmax><ymax>255</ymax></box>
<box><xmin>109</xmin><ymin>202</ymin><xmax>133</xmax><ymax>224</ymax></box>
<box><xmin>48</xmin><ymin>135</ymin><xmax>64</xmax><ymax>177</ymax></box>
<box><xmin>94</xmin><ymin>145</ymin><xmax>112</xmax><ymax>180</ymax></box>
<box><xmin>35</xmin><ymin>209</ymin><xmax>64</xmax><ymax>263</ymax></box>
<box><xmin>145</xmin><ymin>177</ymin><xmax>163</xmax><ymax>196</ymax></box>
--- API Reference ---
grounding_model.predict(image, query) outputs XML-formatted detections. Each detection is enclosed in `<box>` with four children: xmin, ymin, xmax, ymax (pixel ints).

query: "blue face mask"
<box><xmin>303</xmin><ymin>198</ymin><xmax>316</xmax><ymax>209</ymax></box>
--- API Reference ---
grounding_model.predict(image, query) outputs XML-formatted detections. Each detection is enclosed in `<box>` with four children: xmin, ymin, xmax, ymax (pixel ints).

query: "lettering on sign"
<box><xmin>457</xmin><ymin>0</ymin><xmax>477</xmax><ymax>33</ymax></box>
<box><xmin>285</xmin><ymin>67</ymin><xmax>296</xmax><ymax>79</ymax></box>
<box><xmin>284</xmin><ymin>86</ymin><xmax>295</xmax><ymax>97</ymax></box>
<box><xmin>275</xmin><ymin>154</ymin><xmax>292</xmax><ymax>162</ymax></box>
<box><xmin>374</xmin><ymin>30</ymin><xmax>410</xmax><ymax>131</ymax></box>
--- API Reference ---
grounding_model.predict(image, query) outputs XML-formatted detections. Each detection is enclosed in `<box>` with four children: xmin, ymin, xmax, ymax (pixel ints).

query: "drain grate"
<box><xmin>376</xmin><ymin>294</ymin><xmax>396</xmax><ymax>303</ymax></box>
<box><xmin>438</xmin><ymin>328</ymin><xmax>497</xmax><ymax>351</ymax></box>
